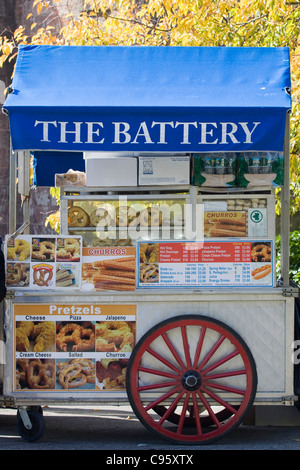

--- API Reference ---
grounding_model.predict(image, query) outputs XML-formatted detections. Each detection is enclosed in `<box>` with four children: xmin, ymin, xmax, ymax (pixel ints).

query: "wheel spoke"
<box><xmin>145</xmin><ymin>385</ymin><xmax>183</xmax><ymax>411</ymax></box>
<box><xmin>203</xmin><ymin>369</ymin><xmax>246</xmax><ymax>381</ymax></box>
<box><xmin>177</xmin><ymin>392</ymin><xmax>191</xmax><ymax>434</ymax></box>
<box><xmin>201</xmin><ymin>385</ymin><xmax>242</xmax><ymax>414</ymax></box>
<box><xmin>197</xmin><ymin>334</ymin><xmax>226</xmax><ymax>372</ymax></box>
<box><xmin>146</xmin><ymin>346</ymin><xmax>181</xmax><ymax>373</ymax></box>
<box><xmin>196</xmin><ymin>390</ymin><xmax>222</xmax><ymax>428</ymax></box>
<box><xmin>162</xmin><ymin>332</ymin><xmax>186</xmax><ymax>370</ymax></box>
<box><xmin>157</xmin><ymin>390</ymin><xmax>186</xmax><ymax>425</ymax></box>
<box><xmin>201</xmin><ymin>349</ymin><xmax>240</xmax><ymax>375</ymax></box>
<box><xmin>191</xmin><ymin>392</ymin><xmax>202</xmax><ymax>434</ymax></box>
<box><xmin>204</xmin><ymin>381</ymin><xmax>246</xmax><ymax>396</ymax></box>
<box><xmin>137</xmin><ymin>380</ymin><xmax>180</xmax><ymax>392</ymax></box>
<box><xmin>181</xmin><ymin>326</ymin><xmax>191</xmax><ymax>368</ymax></box>
<box><xmin>192</xmin><ymin>326</ymin><xmax>206</xmax><ymax>369</ymax></box>
<box><xmin>138</xmin><ymin>365</ymin><xmax>180</xmax><ymax>380</ymax></box>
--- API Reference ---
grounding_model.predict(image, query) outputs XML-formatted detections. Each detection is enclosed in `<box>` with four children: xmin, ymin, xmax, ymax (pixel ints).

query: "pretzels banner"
<box><xmin>14</xmin><ymin>303</ymin><xmax>136</xmax><ymax>393</ymax></box>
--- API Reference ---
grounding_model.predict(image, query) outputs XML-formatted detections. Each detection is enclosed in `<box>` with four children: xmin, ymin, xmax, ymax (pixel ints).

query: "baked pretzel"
<box><xmin>140</xmin><ymin>263</ymin><xmax>159</xmax><ymax>283</ymax></box>
<box><xmin>41</xmin><ymin>241</ymin><xmax>55</xmax><ymax>255</ymax></box>
<box><xmin>116</xmin><ymin>206</ymin><xmax>136</xmax><ymax>226</ymax></box>
<box><xmin>6</xmin><ymin>263</ymin><xmax>30</xmax><ymax>286</ymax></box>
<box><xmin>68</xmin><ymin>206</ymin><xmax>90</xmax><ymax>227</ymax></box>
<box><xmin>90</xmin><ymin>207</ymin><xmax>111</xmax><ymax>227</ymax></box>
<box><xmin>251</xmin><ymin>243</ymin><xmax>271</xmax><ymax>262</ymax></box>
<box><xmin>139</xmin><ymin>206</ymin><xmax>162</xmax><ymax>227</ymax></box>
<box><xmin>57</xmin><ymin>238</ymin><xmax>80</xmax><ymax>261</ymax></box>
<box><xmin>56</xmin><ymin>323</ymin><xmax>95</xmax><ymax>352</ymax></box>
<box><xmin>32</xmin><ymin>240</ymin><xmax>55</xmax><ymax>261</ymax></box>
<box><xmin>16</xmin><ymin>359</ymin><xmax>29</xmax><ymax>389</ymax></box>
<box><xmin>58</xmin><ymin>361</ymin><xmax>86</xmax><ymax>389</ymax></box>
<box><xmin>96</xmin><ymin>321</ymin><xmax>134</xmax><ymax>352</ymax></box>
<box><xmin>139</xmin><ymin>243</ymin><xmax>158</xmax><ymax>263</ymax></box>
<box><xmin>33</xmin><ymin>267</ymin><xmax>53</xmax><ymax>287</ymax></box>
<box><xmin>6</xmin><ymin>264</ymin><xmax>22</xmax><ymax>284</ymax></box>
<box><xmin>57</xmin><ymin>359</ymin><xmax>95</xmax><ymax>389</ymax></box>
<box><xmin>7</xmin><ymin>239</ymin><xmax>30</xmax><ymax>261</ymax></box>
<box><xmin>26</xmin><ymin>359</ymin><xmax>55</xmax><ymax>389</ymax></box>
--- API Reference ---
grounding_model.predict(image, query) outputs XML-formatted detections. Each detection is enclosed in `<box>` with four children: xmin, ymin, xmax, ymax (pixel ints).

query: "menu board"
<box><xmin>14</xmin><ymin>303</ymin><xmax>136</xmax><ymax>393</ymax></box>
<box><xmin>138</xmin><ymin>240</ymin><xmax>273</xmax><ymax>288</ymax></box>
<box><xmin>5</xmin><ymin>235</ymin><xmax>82</xmax><ymax>290</ymax></box>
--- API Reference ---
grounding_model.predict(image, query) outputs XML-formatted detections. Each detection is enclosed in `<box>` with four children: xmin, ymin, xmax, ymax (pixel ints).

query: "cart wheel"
<box><xmin>16</xmin><ymin>409</ymin><xmax>45</xmax><ymax>442</ymax></box>
<box><xmin>126</xmin><ymin>315</ymin><xmax>257</xmax><ymax>445</ymax></box>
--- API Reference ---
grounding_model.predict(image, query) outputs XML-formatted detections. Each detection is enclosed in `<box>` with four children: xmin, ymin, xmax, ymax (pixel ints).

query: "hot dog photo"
<box><xmin>251</xmin><ymin>264</ymin><xmax>272</xmax><ymax>280</ymax></box>
<box><xmin>250</xmin><ymin>242</ymin><xmax>272</xmax><ymax>283</ymax></box>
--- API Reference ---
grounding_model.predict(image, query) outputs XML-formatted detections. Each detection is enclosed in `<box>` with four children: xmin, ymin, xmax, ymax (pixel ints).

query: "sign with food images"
<box><xmin>14</xmin><ymin>303</ymin><xmax>136</xmax><ymax>393</ymax></box>
<box><xmin>5</xmin><ymin>235</ymin><xmax>82</xmax><ymax>290</ymax></box>
<box><xmin>81</xmin><ymin>246</ymin><xmax>136</xmax><ymax>292</ymax></box>
<box><xmin>138</xmin><ymin>240</ymin><xmax>273</xmax><ymax>288</ymax></box>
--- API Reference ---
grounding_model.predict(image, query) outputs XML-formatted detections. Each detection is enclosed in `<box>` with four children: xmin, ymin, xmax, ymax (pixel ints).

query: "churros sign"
<box><xmin>81</xmin><ymin>246</ymin><xmax>136</xmax><ymax>292</ymax></box>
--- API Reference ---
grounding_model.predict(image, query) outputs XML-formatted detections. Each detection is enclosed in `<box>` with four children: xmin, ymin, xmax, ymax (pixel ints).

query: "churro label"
<box><xmin>13</xmin><ymin>303</ymin><xmax>136</xmax><ymax>393</ymax></box>
<box><xmin>138</xmin><ymin>240</ymin><xmax>274</xmax><ymax>288</ymax></box>
<box><xmin>81</xmin><ymin>246</ymin><xmax>136</xmax><ymax>292</ymax></box>
<box><xmin>5</xmin><ymin>235</ymin><xmax>82</xmax><ymax>290</ymax></box>
<box><xmin>204</xmin><ymin>211</ymin><xmax>247</xmax><ymax>238</ymax></box>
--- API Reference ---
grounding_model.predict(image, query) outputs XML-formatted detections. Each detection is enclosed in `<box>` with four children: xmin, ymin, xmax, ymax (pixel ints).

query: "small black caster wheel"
<box><xmin>16</xmin><ymin>409</ymin><xmax>45</xmax><ymax>442</ymax></box>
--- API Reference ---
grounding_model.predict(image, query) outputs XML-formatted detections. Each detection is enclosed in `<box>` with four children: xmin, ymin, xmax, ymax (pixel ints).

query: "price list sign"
<box><xmin>138</xmin><ymin>240</ymin><xmax>273</xmax><ymax>288</ymax></box>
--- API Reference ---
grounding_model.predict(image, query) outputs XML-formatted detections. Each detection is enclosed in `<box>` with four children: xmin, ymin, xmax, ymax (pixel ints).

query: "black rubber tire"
<box><xmin>16</xmin><ymin>409</ymin><xmax>45</xmax><ymax>442</ymax></box>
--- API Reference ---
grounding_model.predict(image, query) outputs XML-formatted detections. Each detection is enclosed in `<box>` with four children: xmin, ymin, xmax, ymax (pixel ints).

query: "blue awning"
<box><xmin>3</xmin><ymin>45</ymin><xmax>291</xmax><ymax>153</ymax></box>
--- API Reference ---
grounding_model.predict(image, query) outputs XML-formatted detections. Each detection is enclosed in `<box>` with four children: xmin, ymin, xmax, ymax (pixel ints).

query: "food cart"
<box><xmin>1</xmin><ymin>45</ymin><xmax>299</xmax><ymax>444</ymax></box>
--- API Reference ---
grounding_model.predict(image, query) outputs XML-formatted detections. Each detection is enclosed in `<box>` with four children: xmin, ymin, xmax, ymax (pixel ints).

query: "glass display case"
<box><xmin>60</xmin><ymin>191</ymin><xmax>190</xmax><ymax>247</ymax></box>
<box><xmin>60</xmin><ymin>190</ymin><xmax>276</xmax><ymax>245</ymax></box>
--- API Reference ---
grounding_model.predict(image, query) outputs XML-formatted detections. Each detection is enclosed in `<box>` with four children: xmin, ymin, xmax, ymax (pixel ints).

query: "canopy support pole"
<box><xmin>280</xmin><ymin>112</ymin><xmax>290</xmax><ymax>287</ymax></box>
<box><xmin>17</xmin><ymin>151</ymin><xmax>30</xmax><ymax>235</ymax></box>
<box><xmin>8</xmin><ymin>145</ymin><xmax>17</xmax><ymax>234</ymax></box>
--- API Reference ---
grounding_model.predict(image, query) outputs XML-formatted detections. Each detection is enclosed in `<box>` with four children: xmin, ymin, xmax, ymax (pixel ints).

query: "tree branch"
<box><xmin>105</xmin><ymin>13</ymin><xmax>176</xmax><ymax>33</ymax></box>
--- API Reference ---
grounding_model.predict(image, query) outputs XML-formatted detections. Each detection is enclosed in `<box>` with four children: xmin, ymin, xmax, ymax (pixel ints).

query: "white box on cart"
<box><xmin>84</xmin><ymin>154</ymin><xmax>138</xmax><ymax>187</ymax></box>
<box><xmin>138</xmin><ymin>155</ymin><xmax>190</xmax><ymax>186</ymax></box>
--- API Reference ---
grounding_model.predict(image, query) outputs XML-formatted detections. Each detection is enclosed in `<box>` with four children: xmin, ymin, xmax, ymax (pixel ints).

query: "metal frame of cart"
<box><xmin>1</xmin><ymin>45</ymin><xmax>298</xmax><ymax>443</ymax></box>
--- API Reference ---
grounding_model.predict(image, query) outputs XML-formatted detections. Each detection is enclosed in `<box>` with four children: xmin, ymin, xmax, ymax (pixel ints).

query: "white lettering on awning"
<box><xmin>34</xmin><ymin>120</ymin><xmax>261</xmax><ymax>146</ymax></box>
<box><xmin>58</xmin><ymin>121</ymin><xmax>83</xmax><ymax>143</ymax></box>
<box><xmin>175</xmin><ymin>121</ymin><xmax>197</xmax><ymax>144</ymax></box>
<box><xmin>151</xmin><ymin>121</ymin><xmax>174</xmax><ymax>144</ymax></box>
<box><xmin>85</xmin><ymin>122</ymin><xmax>105</xmax><ymax>143</ymax></box>
<box><xmin>34</xmin><ymin>120</ymin><xmax>57</xmax><ymax>142</ymax></box>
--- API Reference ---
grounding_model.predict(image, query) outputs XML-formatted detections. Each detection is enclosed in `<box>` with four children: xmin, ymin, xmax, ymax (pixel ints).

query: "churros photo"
<box><xmin>204</xmin><ymin>212</ymin><xmax>247</xmax><ymax>238</ymax></box>
<box><xmin>96</xmin><ymin>358</ymin><xmax>128</xmax><ymax>391</ymax></box>
<box><xmin>81</xmin><ymin>246</ymin><xmax>136</xmax><ymax>291</ymax></box>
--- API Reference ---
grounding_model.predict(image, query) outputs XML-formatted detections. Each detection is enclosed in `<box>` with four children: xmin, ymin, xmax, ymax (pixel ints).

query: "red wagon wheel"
<box><xmin>126</xmin><ymin>315</ymin><xmax>257</xmax><ymax>444</ymax></box>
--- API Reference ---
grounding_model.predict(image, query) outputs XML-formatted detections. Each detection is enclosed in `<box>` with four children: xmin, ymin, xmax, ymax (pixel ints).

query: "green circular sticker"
<box><xmin>250</xmin><ymin>210</ymin><xmax>263</xmax><ymax>223</ymax></box>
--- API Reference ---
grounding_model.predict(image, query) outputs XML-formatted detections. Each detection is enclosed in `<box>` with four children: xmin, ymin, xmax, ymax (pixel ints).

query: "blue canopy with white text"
<box><xmin>3</xmin><ymin>45</ymin><xmax>291</xmax><ymax>153</ymax></box>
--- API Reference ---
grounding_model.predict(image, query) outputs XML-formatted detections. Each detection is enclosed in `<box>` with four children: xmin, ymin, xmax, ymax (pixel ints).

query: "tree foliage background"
<box><xmin>1</xmin><ymin>0</ymin><xmax>300</xmax><ymax>279</ymax></box>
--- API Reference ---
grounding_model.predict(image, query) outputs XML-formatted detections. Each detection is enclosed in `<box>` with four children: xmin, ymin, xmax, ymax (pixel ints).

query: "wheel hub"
<box><xmin>181</xmin><ymin>370</ymin><xmax>202</xmax><ymax>391</ymax></box>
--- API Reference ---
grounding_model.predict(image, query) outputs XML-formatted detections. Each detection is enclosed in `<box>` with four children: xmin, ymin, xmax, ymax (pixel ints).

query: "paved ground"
<box><xmin>0</xmin><ymin>404</ymin><xmax>300</xmax><ymax>453</ymax></box>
